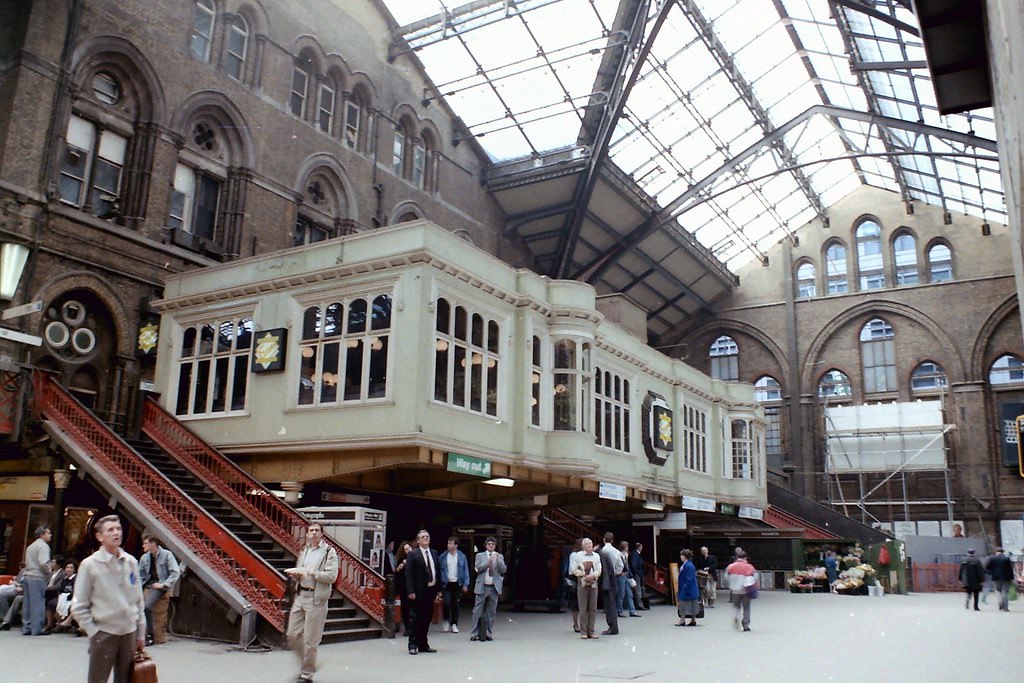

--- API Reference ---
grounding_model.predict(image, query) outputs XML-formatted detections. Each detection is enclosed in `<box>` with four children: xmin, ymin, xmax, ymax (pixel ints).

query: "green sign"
<box><xmin>719</xmin><ymin>503</ymin><xmax>738</xmax><ymax>516</ymax></box>
<box><xmin>446</xmin><ymin>453</ymin><xmax>492</xmax><ymax>478</ymax></box>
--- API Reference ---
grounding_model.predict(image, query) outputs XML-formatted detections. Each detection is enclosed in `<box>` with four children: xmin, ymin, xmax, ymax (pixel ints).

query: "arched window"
<box><xmin>298</xmin><ymin>293</ymin><xmax>392</xmax><ymax>405</ymax></box>
<box><xmin>911</xmin><ymin>361</ymin><xmax>947</xmax><ymax>394</ymax></box>
<box><xmin>818</xmin><ymin>369</ymin><xmax>852</xmax><ymax>399</ymax></box>
<box><xmin>168</xmin><ymin>118</ymin><xmax>234</xmax><ymax>248</ymax></box>
<box><xmin>58</xmin><ymin>112</ymin><xmax>127</xmax><ymax>219</ymax></box>
<box><xmin>893</xmin><ymin>231</ymin><xmax>918</xmax><ymax>286</ymax></box>
<box><xmin>860</xmin><ymin>318</ymin><xmax>895</xmax><ymax>393</ymax></box>
<box><xmin>989</xmin><ymin>354</ymin><xmax>1024</xmax><ymax>385</ymax></box>
<box><xmin>294</xmin><ymin>169</ymin><xmax>349</xmax><ymax>246</ymax></box>
<box><xmin>928</xmin><ymin>243</ymin><xmax>953</xmax><ymax>282</ymax></box>
<box><xmin>754</xmin><ymin>376</ymin><xmax>783</xmax><ymax>469</ymax></box>
<box><xmin>224</xmin><ymin>15</ymin><xmax>249</xmax><ymax>81</ymax></box>
<box><xmin>290</xmin><ymin>54</ymin><xmax>314</xmax><ymax>118</ymax></box>
<box><xmin>412</xmin><ymin>138</ymin><xmax>426</xmax><ymax>189</ymax></box>
<box><xmin>594</xmin><ymin>367</ymin><xmax>630</xmax><ymax>453</ymax></box>
<box><xmin>318</xmin><ymin>75</ymin><xmax>339</xmax><ymax>135</ymax></box>
<box><xmin>824</xmin><ymin>242</ymin><xmax>847</xmax><ymax>294</ymax></box>
<box><xmin>191</xmin><ymin>0</ymin><xmax>216</xmax><ymax>62</ymax></box>
<box><xmin>392</xmin><ymin>122</ymin><xmax>409</xmax><ymax>177</ymax></box>
<box><xmin>856</xmin><ymin>220</ymin><xmax>885</xmax><ymax>290</ymax></box>
<box><xmin>175</xmin><ymin>317</ymin><xmax>253</xmax><ymax>416</ymax></box>
<box><xmin>433</xmin><ymin>297</ymin><xmax>502</xmax><ymax>417</ymax></box>
<box><xmin>708</xmin><ymin>335</ymin><xmax>738</xmax><ymax>381</ymax></box>
<box><xmin>796</xmin><ymin>261</ymin><xmax>815</xmax><ymax>298</ymax></box>
<box><xmin>344</xmin><ymin>86</ymin><xmax>370</xmax><ymax>152</ymax></box>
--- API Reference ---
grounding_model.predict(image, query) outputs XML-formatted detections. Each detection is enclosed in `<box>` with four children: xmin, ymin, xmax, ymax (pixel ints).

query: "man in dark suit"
<box><xmin>404</xmin><ymin>529</ymin><xmax>441</xmax><ymax>655</ymax></box>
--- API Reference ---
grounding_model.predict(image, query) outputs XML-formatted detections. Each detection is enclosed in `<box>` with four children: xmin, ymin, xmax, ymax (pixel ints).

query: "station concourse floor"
<box><xmin>1</xmin><ymin>590</ymin><xmax>1016</xmax><ymax>683</ymax></box>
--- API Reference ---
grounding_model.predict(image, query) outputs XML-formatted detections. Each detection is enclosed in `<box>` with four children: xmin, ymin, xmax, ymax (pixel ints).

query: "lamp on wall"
<box><xmin>0</xmin><ymin>243</ymin><xmax>29</xmax><ymax>301</ymax></box>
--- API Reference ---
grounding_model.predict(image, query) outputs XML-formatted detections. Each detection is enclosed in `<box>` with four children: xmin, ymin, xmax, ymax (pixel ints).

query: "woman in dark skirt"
<box><xmin>676</xmin><ymin>549</ymin><xmax>700</xmax><ymax>626</ymax></box>
<box><xmin>394</xmin><ymin>541</ymin><xmax>414</xmax><ymax>635</ymax></box>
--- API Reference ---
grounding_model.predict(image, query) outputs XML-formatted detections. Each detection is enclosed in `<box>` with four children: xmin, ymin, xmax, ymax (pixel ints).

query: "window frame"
<box><xmin>225</xmin><ymin>14</ymin><xmax>249</xmax><ymax>81</ymax></box>
<box><xmin>297</xmin><ymin>292</ymin><xmax>393</xmax><ymax>407</ymax></box>
<box><xmin>58</xmin><ymin>113</ymin><xmax>127</xmax><ymax>219</ymax></box>
<box><xmin>892</xmin><ymin>230</ymin><xmax>918</xmax><ymax>286</ymax></box>
<box><xmin>680</xmin><ymin>402</ymin><xmax>708</xmax><ymax>473</ymax></box>
<box><xmin>593</xmin><ymin>365</ymin><xmax>631</xmax><ymax>454</ymax></box>
<box><xmin>174</xmin><ymin>315</ymin><xmax>254</xmax><ymax>417</ymax></box>
<box><xmin>709</xmin><ymin>335</ymin><xmax>739</xmax><ymax>382</ymax></box>
<box><xmin>432</xmin><ymin>296</ymin><xmax>504</xmax><ymax>419</ymax></box>
<box><xmin>190</xmin><ymin>0</ymin><xmax>216</xmax><ymax>62</ymax></box>
<box><xmin>856</xmin><ymin>219</ymin><xmax>886</xmax><ymax>290</ymax></box>
<box><xmin>860</xmin><ymin>318</ymin><xmax>896</xmax><ymax>394</ymax></box>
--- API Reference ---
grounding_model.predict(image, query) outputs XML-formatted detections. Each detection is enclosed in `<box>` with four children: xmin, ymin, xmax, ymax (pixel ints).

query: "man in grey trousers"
<box><xmin>72</xmin><ymin>515</ymin><xmax>146</xmax><ymax>683</ymax></box>
<box><xmin>468</xmin><ymin>536</ymin><xmax>506</xmax><ymax>641</ymax></box>
<box><xmin>22</xmin><ymin>524</ymin><xmax>51</xmax><ymax>635</ymax></box>
<box><xmin>286</xmin><ymin>522</ymin><xmax>339</xmax><ymax>683</ymax></box>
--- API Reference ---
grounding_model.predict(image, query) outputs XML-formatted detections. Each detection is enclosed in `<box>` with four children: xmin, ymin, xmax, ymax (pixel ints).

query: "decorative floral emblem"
<box><xmin>254</xmin><ymin>331</ymin><xmax>281</xmax><ymax>369</ymax></box>
<box><xmin>137</xmin><ymin>321</ymin><xmax>158</xmax><ymax>355</ymax></box>
<box><xmin>658</xmin><ymin>411</ymin><xmax>673</xmax><ymax>448</ymax></box>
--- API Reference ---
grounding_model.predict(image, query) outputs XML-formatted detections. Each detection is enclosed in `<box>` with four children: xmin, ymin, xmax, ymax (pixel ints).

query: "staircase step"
<box><xmin>320</xmin><ymin>627</ymin><xmax>383</xmax><ymax>644</ymax></box>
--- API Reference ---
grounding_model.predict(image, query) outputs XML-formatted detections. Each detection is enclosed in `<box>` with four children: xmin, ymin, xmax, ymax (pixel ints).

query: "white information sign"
<box><xmin>598</xmin><ymin>481</ymin><xmax>626</xmax><ymax>501</ymax></box>
<box><xmin>682</xmin><ymin>495</ymin><xmax>716</xmax><ymax>512</ymax></box>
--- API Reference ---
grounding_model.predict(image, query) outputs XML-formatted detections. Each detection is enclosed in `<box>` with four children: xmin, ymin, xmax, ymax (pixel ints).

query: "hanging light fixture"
<box><xmin>0</xmin><ymin>243</ymin><xmax>29</xmax><ymax>301</ymax></box>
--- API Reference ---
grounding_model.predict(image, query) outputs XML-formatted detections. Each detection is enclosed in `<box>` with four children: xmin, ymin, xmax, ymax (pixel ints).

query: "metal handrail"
<box><xmin>34</xmin><ymin>373</ymin><xmax>287</xmax><ymax>630</ymax></box>
<box><xmin>142</xmin><ymin>398</ymin><xmax>385</xmax><ymax>624</ymax></box>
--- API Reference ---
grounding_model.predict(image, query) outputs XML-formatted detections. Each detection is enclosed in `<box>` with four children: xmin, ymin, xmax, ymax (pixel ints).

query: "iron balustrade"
<box><xmin>34</xmin><ymin>372</ymin><xmax>287</xmax><ymax>630</ymax></box>
<box><xmin>141</xmin><ymin>398</ymin><xmax>386</xmax><ymax>624</ymax></box>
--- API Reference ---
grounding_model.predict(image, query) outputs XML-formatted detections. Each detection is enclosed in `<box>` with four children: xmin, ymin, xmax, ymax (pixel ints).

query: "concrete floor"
<box><xmin>1</xmin><ymin>590</ymin><xmax>1016</xmax><ymax>682</ymax></box>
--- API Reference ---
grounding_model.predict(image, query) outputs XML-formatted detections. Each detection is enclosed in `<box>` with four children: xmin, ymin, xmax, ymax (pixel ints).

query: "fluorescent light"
<box><xmin>483</xmin><ymin>477</ymin><xmax>515</xmax><ymax>487</ymax></box>
<box><xmin>642</xmin><ymin>500</ymin><xmax>665</xmax><ymax>511</ymax></box>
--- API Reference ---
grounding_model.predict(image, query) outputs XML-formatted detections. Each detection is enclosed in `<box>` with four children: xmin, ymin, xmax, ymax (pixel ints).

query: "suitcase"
<box><xmin>132</xmin><ymin>650</ymin><xmax>159</xmax><ymax>683</ymax></box>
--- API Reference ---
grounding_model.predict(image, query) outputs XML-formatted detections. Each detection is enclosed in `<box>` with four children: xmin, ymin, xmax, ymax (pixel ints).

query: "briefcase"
<box><xmin>132</xmin><ymin>650</ymin><xmax>158</xmax><ymax>683</ymax></box>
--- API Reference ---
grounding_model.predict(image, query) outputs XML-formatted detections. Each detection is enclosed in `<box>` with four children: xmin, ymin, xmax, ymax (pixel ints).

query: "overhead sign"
<box><xmin>599</xmin><ymin>481</ymin><xmax>626</xmax><ymax>501</ymax></box>
<box><xmin>682</xmin><ymin>495</ymin><xmax>716</xmax><ymax>512</ymax></box>
<box><xmin>446</xmin><ymin>452</ymin><xmax>492</xmax><ymax>478</ymax></box>
<box><xmin>321</xmin><ymin>491</ymin><xmax>370</xmax><ymax>505</ymax></box>
<box><xmin>1</xmin><ymin>300</ymin><xmax>42</xmax><ymax>321</ymax></box>
<box><xmin>0</xmin><ymin>326</ymin><xmax>42</xmax><ymax>346</ymax></box>
<box><xmin>739</xmin><ymin>506</ymin><xmax>764</xmax><ymax>520</ymax></box>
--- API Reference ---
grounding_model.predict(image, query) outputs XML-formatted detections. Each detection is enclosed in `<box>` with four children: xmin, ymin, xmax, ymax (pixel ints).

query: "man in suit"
<box><xmin>469</xmin><ymin>536</ymin><xmax>507</xmax><ymax>641</ymax></box>
<box><xmin>404</xmin><ymin>529</ymin><xmax>441</xmax><ymax>655</ymax></box>
<box><xmin>598</xmin><ymin>532</ymin><xmax>622</xmax><ymax>635</ymax></box>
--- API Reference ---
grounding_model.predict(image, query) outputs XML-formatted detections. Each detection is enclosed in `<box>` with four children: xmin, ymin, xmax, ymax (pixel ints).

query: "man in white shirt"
<box><xmin>469</xmin><ymin>536</ymin><xmax>507</xmax><ymax>641</ymax></box>
<box><xmin>71</xmin><ymin>515</ymin><xmax>146</xmax><ymax>683</ymax></box>
<box><xmin>285</xmin><ymin>523</ymin><xmax>339</xmax><ymax>683</ymax></box>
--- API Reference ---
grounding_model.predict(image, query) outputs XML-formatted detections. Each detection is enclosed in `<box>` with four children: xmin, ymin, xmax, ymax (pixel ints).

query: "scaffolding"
<box><xmin>821</xmin><ymin>400</ymin><xmax>956</xmax><ymax>528</ymax></box>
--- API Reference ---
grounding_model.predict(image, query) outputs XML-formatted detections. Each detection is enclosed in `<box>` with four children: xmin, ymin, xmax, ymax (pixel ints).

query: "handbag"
<box><xmin>132</xmin><ymin>650</ymin><xmax>158</xmax><ymax>683</ymax></box>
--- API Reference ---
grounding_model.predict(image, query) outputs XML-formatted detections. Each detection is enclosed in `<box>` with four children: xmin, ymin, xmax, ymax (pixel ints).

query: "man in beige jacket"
<box><xmin>72</xmin><ymin>515</ymin><xmax>146</xmax><ymax>683</ymax></box>
<box><xmin>286</xmin><ymin>522</ymin><xmax>339</xmax><ymax>683</ymax></box>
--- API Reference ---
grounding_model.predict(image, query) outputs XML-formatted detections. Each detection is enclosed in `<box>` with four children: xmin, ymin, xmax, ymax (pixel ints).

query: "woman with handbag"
<box><xmin>675</xmin><ymin>549</ymin><xmax>700</xmax><ymax>626</ymax></box>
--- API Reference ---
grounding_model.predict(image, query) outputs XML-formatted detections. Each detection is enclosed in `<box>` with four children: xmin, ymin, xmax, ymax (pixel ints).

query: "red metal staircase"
<box><xmin>33</xmin><ymin>372</ymin><xmax>385</xmax><ymax>642</ymax></box>
<box><xmin>141</xmin><ymin>397</ymin><xmax>385</xmax><ymax>626</ymax></box>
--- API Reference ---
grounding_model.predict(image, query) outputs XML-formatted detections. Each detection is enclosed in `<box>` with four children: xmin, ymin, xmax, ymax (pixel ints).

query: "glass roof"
<box><xmin>383</xmin><ymin>0</ymin><xmax>1003</xmax><ymax>272</ymax></box>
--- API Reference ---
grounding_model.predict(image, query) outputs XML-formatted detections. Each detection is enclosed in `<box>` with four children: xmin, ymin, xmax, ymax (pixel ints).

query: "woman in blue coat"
<box><xmin>676</xmin><ymin>549</ymin><xmax>701</xmax><ymax>626</ymax></box>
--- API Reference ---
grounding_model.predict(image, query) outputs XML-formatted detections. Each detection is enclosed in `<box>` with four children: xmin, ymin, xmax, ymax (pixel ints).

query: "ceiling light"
<box><xmin>642</xmin><ymin>500</ymin><xmax>665</xmax><ymax>511</ymax></box>
<box><xmin>483</xmin><ymin>477</ymin><xmax>515</xmax><ymax>487</ymax></box>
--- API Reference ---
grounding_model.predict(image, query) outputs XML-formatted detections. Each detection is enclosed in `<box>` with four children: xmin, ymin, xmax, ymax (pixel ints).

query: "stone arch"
<box><xmin>683</xmin><ymin>318</ymin><xmax>790</xmax><ymax>386</ymax></box>
<box><xmin>68</xmin><ymin>35</ymin><xmax>167</xmax><ymax>124</ymax></box>
<box><xmin>294</xmin><ymin>153</ymin><xmax>356</xmax><ymax>221</ymax></box>
<box><xmin>970</xmin><ymin>294</ymin><xmax>1021</xmax><ymax>380</ymax></box>
<box><xmin>171</xmin><ymin>90</ymin><xmax>255</xmax><ymax>168</ymax></box>
<box><xmin>29</xmin><ymin>270</ymin><xmax>133</xmax><ymax>358</ymax></box>
<box><xmin>227</xmin><ymin>1</ymin><xmax>270</xmax><ymax>36</ymax></box>
<box><xmin>391</xmin><ymin>200</ymin><xmax>425</xmax><ymax>224</ymax></box>
<box><xmin>800</xmin><ymin>298</ymin><xmax>965</xmax><ymax>388</ymax></box>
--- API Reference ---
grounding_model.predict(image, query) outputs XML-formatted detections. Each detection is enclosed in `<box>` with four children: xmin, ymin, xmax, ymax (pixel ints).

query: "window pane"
<box><xmin>345</xmin><ymin>339</ymin><xmax>364</xmax><ymax>400</ymax></box>
<box><xmin>368</xmin><ymin>336</ymin><xmax>388</xmax><ymax>398</ymax></box>
<box><xmin>348</xmin><ymin>298</ymin><xmax>367</xmax><ymax>334</ymax></box>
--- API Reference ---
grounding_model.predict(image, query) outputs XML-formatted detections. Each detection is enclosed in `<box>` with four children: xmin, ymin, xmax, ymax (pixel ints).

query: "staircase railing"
<box><xmin>34</xmin><ymin>372</ymin><xmax>287</xmax><ymax>630</ymax></box>
<box><xmin>541</xmin><ymin>508</ymin><xmax>671</xmax><ymax>598</ymax></box>
<box><xmin>763</xmin><ymin>505</ymin><xmax>839</xmax><ymax>540</ymax></box>
<box><xmin>142</xmin><ymin>398</ymin><xmax>385</xmax><ymax>624</ymax></box>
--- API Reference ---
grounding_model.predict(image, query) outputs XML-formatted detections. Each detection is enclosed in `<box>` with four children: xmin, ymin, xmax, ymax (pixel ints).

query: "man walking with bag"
<box><xmin>72</xmin><ymin>515</ymin><xmax>146</xmax><ymax>683</ymax></box>
<box><xmin>286</xmin><ymin>523</ymin><xmax>339</xmax><ymax>683</ymax></box>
